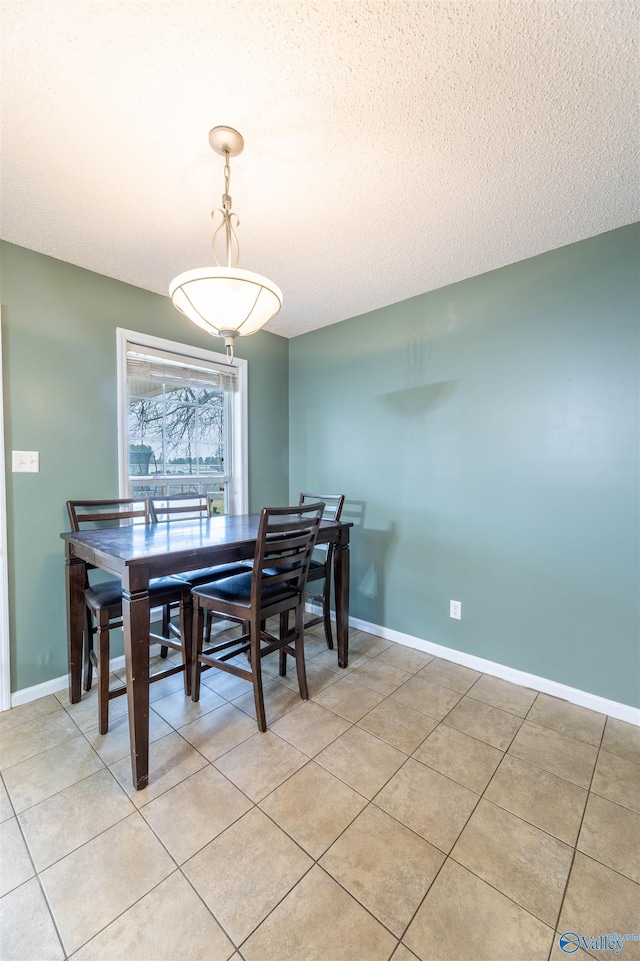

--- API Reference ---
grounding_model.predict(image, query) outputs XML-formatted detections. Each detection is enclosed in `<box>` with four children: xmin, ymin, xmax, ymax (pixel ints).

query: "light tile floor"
<box><xmin>1</xmin><ymin>626</ymin><xmax>639</xmax><ymax>961</ymax></box>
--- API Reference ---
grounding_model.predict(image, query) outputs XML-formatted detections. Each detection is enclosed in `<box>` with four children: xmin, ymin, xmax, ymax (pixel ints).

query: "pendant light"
<box><xmin>170</xmin><ymin>127</ymin><xmax>282</xmax><ymax>362</ymax></box>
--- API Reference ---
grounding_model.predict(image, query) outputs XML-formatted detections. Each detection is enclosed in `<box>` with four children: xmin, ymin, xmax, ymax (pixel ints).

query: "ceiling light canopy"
<box><xmin>169</xmin><ymin>126</ymin><xmax>282</xmax><ymax>362</ymax></box>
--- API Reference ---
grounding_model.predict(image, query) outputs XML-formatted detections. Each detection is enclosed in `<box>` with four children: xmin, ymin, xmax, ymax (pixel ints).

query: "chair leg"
<box><xmin>83</xmin><ymin>605</ymin><xmax>94</xmax><ymax>691</ymax></box>
<box><xmin>279</xmin><ymin>611</ymin><xmax>289</xmax><ymax>677</ymax></box>
<box><xmin>180</xmin><ymin>592</ymin><xmax>192</xmax><ymax>697</ymax></box>
<box><xmin>97</xmin><ymin>612</ymin><xmax>110</xmax><ymax>736</ymax></box>
<box><xmin>191</xmin><ymin>601</ymin><xmax>204</xmax><ymax>703</ymax></box>
<box><xmin>248</xmin><ymin>619</ymin><xmax>265</xmax><ymax>665</ymax></box>
<box><xmin>160</xmin><ymin>603</ymin><xmax>170</xmax><ymax>658</ymax></box>
<box><xmin>293</xmin><ymin>604</ymin><xmax>309</xmax><ymax>701</ymax></box>
<box><xmin>322</xmin><ymin>576</ymin><xmax>334</xmax><ymax>650</ymax></box>
<box><xmin>251</xmin><ymin>615</ymin><xmax>267</xmax><ymax>732</ymax></box>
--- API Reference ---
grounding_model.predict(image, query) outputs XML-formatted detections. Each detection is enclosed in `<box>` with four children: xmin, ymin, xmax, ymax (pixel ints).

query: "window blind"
<box><xmin>126</xmin><ymin>346</ymin><xmax>238</xmax><ymax>393</ymax></box>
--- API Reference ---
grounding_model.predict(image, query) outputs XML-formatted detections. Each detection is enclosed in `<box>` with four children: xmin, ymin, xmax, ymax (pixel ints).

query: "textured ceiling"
<box><xmin>1</xmin><ymin>1</ymin><xmax>638</xmax><ymax>338</ymax></box>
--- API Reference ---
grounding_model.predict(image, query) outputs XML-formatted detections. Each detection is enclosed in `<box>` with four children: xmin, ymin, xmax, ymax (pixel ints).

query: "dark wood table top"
<box><xmin>62</xmin><ymin>513</ymin><xmax>350</xmax><ymax>583</ymax></box>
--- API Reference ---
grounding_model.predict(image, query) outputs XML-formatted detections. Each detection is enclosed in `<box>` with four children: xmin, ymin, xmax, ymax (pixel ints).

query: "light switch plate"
<box><xmin>12</xmin><ymin>450</ymin><xmax>40</xmax><ymax>472</ymax></box>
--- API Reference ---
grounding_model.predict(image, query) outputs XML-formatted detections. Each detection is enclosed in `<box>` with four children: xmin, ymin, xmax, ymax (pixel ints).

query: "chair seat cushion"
<box><xmin>193</xmin><ymin>571</ymin><xmax>297</xmax><ymax>609</ymax></box>
<box><xmin>85</xmin><ymin>575</ymin><xmax>186</xmax><ymax>614</ymax></box>
<box><xmin>178</xmin><ymin>563</ymin><xmax>252</xmax><ymax>587</ymax></box>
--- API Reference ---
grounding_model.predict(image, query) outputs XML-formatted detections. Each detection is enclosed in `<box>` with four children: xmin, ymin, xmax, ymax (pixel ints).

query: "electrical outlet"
<box><xmin>450</xmin><ymin>600</ymin><xmax>461</xmax><ymax>620</ymax></box>
<box><xmin>12</xmin><ymin>451</ymin><xmax>40</xmax><ymax>473</ymax></box>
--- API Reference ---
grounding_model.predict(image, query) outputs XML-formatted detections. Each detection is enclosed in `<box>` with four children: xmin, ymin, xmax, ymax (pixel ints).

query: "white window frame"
<box><xmin>116</xmin><ymin>328</ymin><xmax>248</xmax><ymax>513</ymax></box>
<box><xmin>0</xmin><ymin>316</ymin><xmax>10</xmax><ymax>711</ymax></box>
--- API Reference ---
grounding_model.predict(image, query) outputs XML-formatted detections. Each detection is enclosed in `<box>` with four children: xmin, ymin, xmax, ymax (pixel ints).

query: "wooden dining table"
<box><xmin>62</xmin><ymin>512</ymin><xmax>351</xmax><ymax>790</ymax></box>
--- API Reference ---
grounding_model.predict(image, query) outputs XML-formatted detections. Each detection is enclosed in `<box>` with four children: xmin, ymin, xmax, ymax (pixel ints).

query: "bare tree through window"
<box><xmin>129</xmin><ymin>385</ymin><xmax>225</xmax><ymax>475</ymax></box>
<box><xmin>128</xmin><ymin>374</ymin><xmax>230</xmax><ymax>508</ymax></box>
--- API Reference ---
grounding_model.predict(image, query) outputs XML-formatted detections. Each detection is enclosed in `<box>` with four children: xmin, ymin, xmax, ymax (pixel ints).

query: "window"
<box><xmin>117</xmin><ymin>329</ymin><xmax>247</xmax><ymax>513</ymax></box>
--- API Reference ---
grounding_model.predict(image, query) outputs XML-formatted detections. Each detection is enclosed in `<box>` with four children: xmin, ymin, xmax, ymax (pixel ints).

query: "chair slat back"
<box><xmin>66</xmin><ymin>498</ymin><xmax>151</xmax><ymax>532</ymax></box>
<box><xmin>149</xmin><ymin>493</ymin><xmax>213</xmax><ymax>523</ymax></box>
<box><xmin>299</xmin><ymin>492</ymin><xmax>345</xmax><ymax>524</ymax></box>
<box><xmin>253</xmin><ymin>503</ymin><xmax>325</xmax><ymax>609</ymax></box>
<box><xmin>299</xmin><ymin>492</ymin><xmax>345</xmax><ymax>557</ymax></box>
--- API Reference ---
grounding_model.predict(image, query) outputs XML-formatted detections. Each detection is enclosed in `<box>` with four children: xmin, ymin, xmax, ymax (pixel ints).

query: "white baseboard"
<box><xmin>10</xmin><ymin>651</ymin><xmax>133</xmax><ymax>708</ymax></box>
<box><xmin>8</xmin><ymin>616</ymin><xmax>640</xmax><ymax>727</ymax></box>
<box><xmin>349</xmin><ymin>615</ymin><xmax>640</xmax><ymax>727</ymax></box>
<box><xmin>10</xmin><ymin>673</ymin><xmax>70</xmax><ymax>707</ymax></box>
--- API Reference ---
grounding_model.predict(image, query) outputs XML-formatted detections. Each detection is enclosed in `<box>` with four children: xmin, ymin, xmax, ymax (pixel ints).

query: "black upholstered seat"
<box><xmin>85</xmin><ymin>576</ymin><xmax>187</xmax><ymax>614</ymax></box>
<box><xmin>194</xmin><ymin>571</ymin><xmax>297</xmax><ymax>607</ymax></box>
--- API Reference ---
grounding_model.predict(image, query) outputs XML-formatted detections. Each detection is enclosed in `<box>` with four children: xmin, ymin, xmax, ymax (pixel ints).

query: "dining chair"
<box><xmin>190</xmin><ymin>501</ymin><xmax>324</xmax><ymax>731</ymax></box>
<box><xmin>66</xmin><ymin>498</ymin><xmax>191</xmax><ymax>734</ymax></box>
<box><xmin>149</xmin><ymin>493</ymin><xmax>252</xmax><ymax>649</ymax></box>
<box><xmin>298</xmin><ymin>492</ymin><xmax>345</xmax><ymax>649</ymax></box>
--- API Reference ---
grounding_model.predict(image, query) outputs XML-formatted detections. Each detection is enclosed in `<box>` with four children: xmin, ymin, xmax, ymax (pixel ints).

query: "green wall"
<box><xmin>289</xmin><ymin>224</ymin><xmax>640</xmax><ymax>708</ymax></box>
<box><xmin>1</xmin><ymin>241</ymin><xmax>289</xmax><ymax>692</ymax></box>
<box><xmin>3</xmin><ymin>227</ymin><xmax>639</xmax><ymax>706</ymax></box>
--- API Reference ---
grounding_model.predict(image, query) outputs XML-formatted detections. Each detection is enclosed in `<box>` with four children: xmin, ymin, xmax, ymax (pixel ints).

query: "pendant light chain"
<box><xmin>212</xmin><ymin>146</ymin><xmax>240</xmax><ymax>270</ymax></box>
<box><xmin>223</xmin><ymin>150</ymin><xmax>231</xmax><ymax>197</ymax></box>
<box><xmin>223</xmin><ymin>150</ymin><xmax>232</xmax><ymax>269</ymax></box>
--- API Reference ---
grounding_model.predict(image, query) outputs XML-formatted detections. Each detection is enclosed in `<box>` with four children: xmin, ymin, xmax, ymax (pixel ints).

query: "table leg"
<box><xmin>66</xmin><ymin>554</ymin><xmax>86</xmax><ymax>704</ymax></box>
<box><xmin>333</xmin><ymin>538</ymin><xmax>350</xmax><ymax>669</ymax></box>
<box><xmin>122</xmin><ymin>587</ymin><xmax>150</xmax><ymax>791</ymax></box>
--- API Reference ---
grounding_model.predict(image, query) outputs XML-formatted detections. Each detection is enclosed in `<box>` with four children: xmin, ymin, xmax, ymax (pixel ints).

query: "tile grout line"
<box><xmin>544</xmin><ymin>713</ymin><xmax>609</xmax><ymax>961</ymax></box>
<box><xmin>178</xmin><ymin>859</ymin><xmax>247</xmax><ymax>958</ymax></box>
<box><xmin>342</xmin><ymin>692</ymin><xmax>490</xmax><ymax>950</ymax></box>
<box><xmin>182</xmin><ymin>648</ymin><xmax>404</xmax><ymax>957</ymax></box>
<box><xmin>391</xmin><ymin>691</ymin><xmax>538</xmax><ymax>953</ymax></box>
<box><xmin>390</xmin><ymin>703</ymin><xmax>491</xmax><ymax>946</ymax></box>
<box><xmin>399</xmin><ymin>691</ymin><xmax>565</xmax><ymax>958</ymax></box>
<box><xmin>228</xmin><ymin>677</ymin><xmax>469</xmax><ymax>955</ymax></box>
<box><xmin>7</xmin><ymin>695</ymin><xmax>258</xmax><ymax>957</ymax></box>
<box><xmin>400</xmin><ymin>692</ymin><xmax>568</xmax><ymax>952</ymax></box>
<box><xmin>1</xmin><ymin>766</ymin><xmax>68</xmax><ymax>960</ymax></box>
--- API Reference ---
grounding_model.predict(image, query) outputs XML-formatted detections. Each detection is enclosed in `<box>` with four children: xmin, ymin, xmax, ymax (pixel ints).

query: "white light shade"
<box><xmin>169</xmin><ymin>267</ymin><xmax>282</xmax><ymax>338</ymax></box>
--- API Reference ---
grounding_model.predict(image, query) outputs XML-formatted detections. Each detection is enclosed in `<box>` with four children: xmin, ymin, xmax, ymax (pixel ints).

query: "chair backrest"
<box><xmin>299</xmin><ymin>492</ymin><xmax>345</xmax><ymax>559</ymax></box>
<box><xmin>148</xmin><ymin>493</ymin><xmax>213</xmax><ymax>523</ymax></box>
<box><xmin>66</xmin><ymin>498</ymin><xmax>152</xmax><ymax>532</ymax></box>
<box><xmin>253</xmin><ymin>502</ymin><xmax>325</xmax><ymax>609</ymax></box>
<box><xmin>299</xmin><ymin>492</ymin><xmax>345</xmax><ymax>524</ymax></box>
